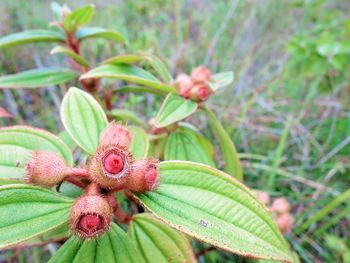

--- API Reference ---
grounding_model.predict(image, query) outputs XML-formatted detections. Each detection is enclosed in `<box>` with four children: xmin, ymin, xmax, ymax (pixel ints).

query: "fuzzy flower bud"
<box><xmin>271</xmin><ymin>197</ymin><xmax>291</xmax><ymax>214</ymax></box>
<box><xmin>126</xmin><ymin>159</ymin><xmax>159</xmax><ymax>193</ymax></box>
<box><xmin>89</xmin><ymin>145</ymin><xmax>132</xmax><ymax>189</ymax></box>
<box><xmin>188</xmin><ymin>84</ymin><xmax>213</xmax><ymax>102</ymax></box>
<box><xmin>276</xmin><ymin>213</ymin><xmax>293</xmax><ymax>234</ymax></box>
<box><xmin>70</xmin><ymin>194</ymin><xmax>112</xmax><ymax>238</ymax></box>
<box><xmin>100</xmin><ymin>122</ymin><xmax>132</xmax><ymax>149</ymax></box>
<box><xmin>255</xmin><ymin>191</ymin><xmax>271</xmax><ymax>206</ymax></box>
<box><xmin>190</xmin><ymin>65</ymin><xmax>212</xmax><ymax>84</ymax></box>
<box><xmin>174</xmin><ymin>74</ymin><xmax>193</xmax><ymax>98</ymax></box>
<box><xmin>25</xmin><ymin>151</ymin><xmax>69</xmax><ymax>188</ymax></box>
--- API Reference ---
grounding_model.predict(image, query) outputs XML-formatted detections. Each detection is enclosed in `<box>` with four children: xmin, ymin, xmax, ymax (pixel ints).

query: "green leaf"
<box><xmin>134</xmin><ymin>161</ymin><xmax>293</xmax><ymax>263</ymax></box>
<box><xmin>0</xmin><ymin>30</ymin><xmax>65</xmax><ymax>49</ymax></box>
<box><xmin>155</xmin><ymin>93</ymin><xmax>197</xmax><ymax>128</ymax></box>
<box><xmin>51</xmin><ymin>46</ymin><xmax>90</xmax><ymax>67</ymax></box>
<box><xmin>76</xmin><ymin>27</ymin><xmax>126</xmax><ymax>44</ymax></box>
<box><xmin>49</xmin><ymin>223</ymin><xmax>144</xmax><ymax>263</ymax></box>
<box><xmin>129</xmin><ymin>213</ymin><xmax>196</xmax><ymax>263</ymax></box>
<box><xmin>64</xmin><ymin>5</ymin><xmax>95</xmax><ymax>32</ymax></box>
<box><xmin>116</xmin><ymin>85</ymin><xmax>166</xmax><ymax>96</ymax></box>
<box><xmin>80</xmin><ymin>64</ymin><xmax>176</xmax><ymax>94</ymax></box>
<box><xmin>0</xmin><ymin>126</ymin><xmax>73</xmax><ymax>183</ymax></box>
<box><xmin>103</xmin><ymin>53</ymin><xmax>172</xmax><ymax>83</ymax></box>
<box><xmin>61</xmin><ymin>87</ymin><xmax>108</xmax><ymax>154</ymax></box>
<box><xmin>0</xmin><ymin>184</ymin><xmax>72</xmax><ymax>249</ymax></box>
<box><xmin>0</xmin><ymin>68</ymin><xmax>78</xmax><ymax>89</ymax></box>
<box><xmin>208</xmin><ymin>71</ymin><xmax>234</xmax><ymax>91</ymax></box>
<box><xmin>202</xmin><ymin>106</ymin><xmax>243</xmax><ymax>181</ymax></box>
<box><xmin>129</xmin><ymin>126</ymin><xmax>149</xmax><ymax>160</ymax></box>
<box><xmin>109</xmin><ymin>109</ymin><xmax>143</xmax><ymax>125</ymax></box>
<box><xmin>165</xmin><ymin>127</ymin><xmax>215</xmax><ymax>167</ymax></box>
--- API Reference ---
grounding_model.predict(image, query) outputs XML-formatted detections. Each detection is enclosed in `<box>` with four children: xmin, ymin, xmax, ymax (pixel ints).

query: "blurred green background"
<box><xmin>0</xmin><ymin>0</ymin><xmax>349</xmax><ymax>262</ymax></box>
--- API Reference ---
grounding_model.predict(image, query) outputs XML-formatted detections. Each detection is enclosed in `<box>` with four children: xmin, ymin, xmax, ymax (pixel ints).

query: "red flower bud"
<box><xmin>89</xmin><ymin>145</ymin><xmax>132</xmax><ymax>189</ymax></box>
<box><xmin>100</xmin><ymin>122</ymin><xmax>132</xmax><ymax>149</ymax></box>
<box><xmin>190</xmin><ymin>65</ymin><xmax>212</xmax><ymax>84</ymax></box>
<box><xmin>174</xmin><ymin>74</ymin><xmax>193</xmax><ymax>98</ymax></box>
<box><xmin>126</xmin><ymin>159</ymin><xmax>159</xmax><ymax>193</ymax></box>
<box><xmin>271</xmin><ymin>197</ymin><xmax>291</xmax><ymax>214</ymax></box>
<box><xmin>70</xmin><ymin>194</ymin><xmax>112</xmax><ymax>238</ymax></box>
<box><xmin>276</xmin><ymin>213</ymin><xmax>293</xmax><ymax>234</ymax></box>
<box><xmin>188</xmin><ymin>84</ymin><xmax>213</xmax><ymax>102</ymax></box>
<box><xmin>25</xmin><ymin>151</ymin><xmax>69</xmax><ymax>188</ymax></box>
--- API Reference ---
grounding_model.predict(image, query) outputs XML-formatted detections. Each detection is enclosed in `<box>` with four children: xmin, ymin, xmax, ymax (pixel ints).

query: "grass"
<box><xmin>0</xmin><ymin>0</ymin><xmax>349</xmax><ymax>262</ymax></box>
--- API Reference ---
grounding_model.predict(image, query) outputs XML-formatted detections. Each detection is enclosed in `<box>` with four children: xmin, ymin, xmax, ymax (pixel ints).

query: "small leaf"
<box><xmin>0</xmin><ymin>30</ymin><xmax>65</xmax><ymax>49</ymax></box>
<box><xmin>109</xmin><ymin>109</ymin><xmax>144</xmax><ymax>125</ymax></box>
<box><xmin>0</xmin><ymin>125</ymin><xmax>73</xmax><ymax>183</ymax></box>
<box><xmin>76</xmin><ymin>27</ymin><xmax>126</xmax><ymax>44</ymax></box>
<box><xmin>202</xmin><ymin>106</ymin><xmax>243</xmax><ymax>181</ymax></box>
<box><xmin>0</xmin><ymin>68</ymin><xmax>78</xmax><ymax>89</ymax></box>
<box><xmin>61</xmin><ymin>87</ymin><xmax>108</xmax><ymax>154</ymax></box>
<box><xmin>116</xmin><ymin>85</ymin><xmax>167</xmax><ymax>96</ymax></box>
<box><xmin>80</xmin><ymin>64</ymin><xmax>176</xmax><ymax>94</ymax></box>
<box><xmin>129</xmin><ymin>213</ymin><xmax>196</xmax><ymax>263</ymax></box>
<box><xmin>103</xmin><ymin>53</ymin><xmax>172</xmax><ymax>83</ymax></box>
<box><xmin>51</xmin><ymin>46</ymin><xmax>90</xmax><ymax>67</ymax></box>
<box><xmin>165</xmin><ymin>127</ymin><xmax>215</xmax><ymax>167</ymax></box>
<box><xmin>0</xmin><ymin>184</ymin><xmax>72</xmax><ymax>249</ymax></box>
<box><xmin>155</xmin><ymin>93</ymin><xmax>197</xmax><ymax>128</ymax></box>
<box><xmin>64</xmin><ymin>5</ymin><xmax>95</xmax><ymax>32</ymax></box>
<box><xmin>51</xmin><ymin>2</ymin><xmax>64</xmax><ymax>22</ymax></box>
<box><xmin>129</xmin><ymin>126</ymin><xmax>149</xmax><ymax>160</ymax></box>
<box><xmin>208</xmin><ymin>71</ymin><xmax>234</xmax><ymax>91</ymax></box>
<box><xmin>49</xmin><ymin>223</ymin><xmax>144</xmax><ymax>263</ymax></box>
<box><xmin>134</xmin><ymin>161</ymin><xmax>293</xmax><ymax>263</ymax></box>
<box><xmin>0</xmin><ymin>107</ymin><xmax>13</xmax><ymax>118</ymax></box>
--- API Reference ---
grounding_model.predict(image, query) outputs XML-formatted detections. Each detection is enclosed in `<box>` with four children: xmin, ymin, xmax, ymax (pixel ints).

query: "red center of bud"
<box><xmin>145</xmin><ymin>167</ymin><xmax>158</xmax><ymax>186</ymax></box>
<box><xmin>198</xmin><ymin>86</ymin><xmax>211</xmax><ymax>101</ymax></box>
<box><xmin>104</xmin><ymin>152</ymin><xmax>124</xmax><ymax>174</ymax></box>
<box><xmin>78</xmin><ymin>214</ymin><xmax>104</xmax><ymax>236</ymax></box>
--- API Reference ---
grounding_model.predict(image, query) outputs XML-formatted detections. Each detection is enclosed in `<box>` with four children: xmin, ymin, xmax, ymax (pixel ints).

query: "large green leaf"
<box><xmin>129</xmin><ymin>213</ymin><xmax>195</xmax><ymax>263</ymax></box>
<box><xmin>103</xmin><ymin>53</ymin><xmax>172</xmax><ymax>83</ymax></box>
<box><xmin>61</xmin><ymin>87</ymin><xmax>108</xmax><ymax>154</ymax></box>
<box><xmin>155</xmin><ymin>93</ymin><xmax>197</xmax><ymax>128</ymax></box>
<box><xmin>202</xmin><ymin>106</ymin><xmax>243</xmax><ymax>181</ymax></box>
<box><xmin>64</xmin><ymin>5</ymin><xmax>95</xmax><ymax>32</ymax></box>
<box><xmin>0</xmin><ymin>184</ymin><xmax>72</xmax><ymax>249</ymax></box>
<box><xmin>208</xmin><ymin>71</ymin><xmax>234</xmax><ymax>91</ymax></box>
<box><xmin>80</xmin><ymin>64</ymin><xmax>176</xmax><ymax>94</ymax></box>
<box><xmin>0</xmin><ymin>68</ymin><xmax>78</xmax><ymax>89</ymax></box>
<box><xmin>0</xmin><ymin>30</ymin><xmax>65</xmax><ymax>49</ymax></box>
<box><xmin>129</xmin><ymin>126</ymin><xmax>149</xmax><ymax>160</ymax></box>
<box><xmin>134</xmin><ymin>161</ymin><xmax>293</xmax><ymax>262</ymax></box>
<box><xmin>76</xmin><ymin>27</ymin><xmax>126</xmax><ymax>44</ymax></box>
<box><xmin>165</xmin><ymin>127</ymin><xmax>215</xmax><ymax>167</ymax></box>
<box><xmin>49</xmin><ymin>223</ymin><xmax>144</xmax><ymax>263</ymax></box>
<box><xmin>51</xmin><ymin>46</ymin><xmax>90</xmax><ymax>67</ymax></box>
<box><xmin>0</xmin><ymin>126</ymin><xmax>73</xmax><ymax>183</ymax></box>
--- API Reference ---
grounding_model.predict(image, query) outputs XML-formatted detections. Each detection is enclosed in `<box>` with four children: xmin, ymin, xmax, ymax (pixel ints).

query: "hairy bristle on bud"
<box><xmin>100</xmin><ymin>122</ymin><xmax>132</xmax><ymax>148</ymax></box>
<box><xmin>89</xmin><ymin>145</ymin><xmax>132</xmax><ymax>189</ymax></box>
<box><xmin>190</xmin><ymin>65</ymin><xmax>212</xmax><ymax>83</ymax></box>
<box><xmin>70</xmin><ymin>194</ymin><xmax>112</xmax><ymax>238</ymax></box>
<box><xmin>126</xmin><ymin>159</ymin><xmax>159</xmax><ymax>193</ymax></box>
<box><xmin>25</xmin><ymin>151</ymin><xmax>69</xmax><ymax>188</ymax></box>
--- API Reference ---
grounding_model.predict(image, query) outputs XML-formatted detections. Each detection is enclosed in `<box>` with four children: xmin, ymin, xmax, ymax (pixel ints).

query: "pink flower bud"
<box><xmin>25</xmin><ymin>151</ymin><xmax>69</xmax><ymax>188</ymax></box>
<box><xmin>255</xmin><ymin>191</ymin><xmax>271</xmax><ymax>206</ymax></box>
<box><xmin>271</xmin><ymin>197</ymin><xmax>291</xmax><ymax>214</ymax></box>
<box><xmin>70</xmin><ymin>194</ymin><xmax>112</xmax><ymax>238</ymax></box>
<box><xmin>100</xmin><ymin>122</ymin><xmax>132</xmax><ymax>149</ymax></box>
<box><xmin>276</xmin><ymin>213</ymin><xmax>293</xmax><ymax>234</ymax></box>
<box><xmin>174</xmin><ymin>74</ymin><xmax>193</xmax><ymax>98</ymax></box>
<box><xmin>89</xmin><ymin>145</ymin><xmax>132</xmax><ymax>189</ymax></box>
<box><xmin>126</xmin><ymin>159</ymin><xmax>159</xmax><ymax>193</ymax></box>
<box><xmin>188</xmin><ymin>84</ymin><xmax>213</xmax><ymax>102</ymax></box>
<box><xmin>190</xmin><ymin>65</ymin><xmax>212</xmax><ymax>83</ymax></box>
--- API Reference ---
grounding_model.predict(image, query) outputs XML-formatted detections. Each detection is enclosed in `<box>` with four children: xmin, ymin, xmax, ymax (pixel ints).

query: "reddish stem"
<box><xmin>106</xmin><ymin>193</ymin><xmax>132</xmax><ymax>224</ymax></box>
<box><xmin>66</xmin><ymin>167</ymin><xmax>90</xmax><ymax>178</ymax></box>
<box><xmin>66</xmin><ymin>177</ymin><xmax>87</xmax><ymax>189</ymax></box>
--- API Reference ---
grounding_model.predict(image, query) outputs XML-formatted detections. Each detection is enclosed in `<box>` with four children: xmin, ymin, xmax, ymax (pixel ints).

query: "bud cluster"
<box><xmin>174</xmin><ymin>65</ymin><xmax>213</xmax><ymax>102</ymax></box>
<box><xmin>255</xmin><ymin>191</ymin><xmax>293</xmax><ymax>234</ymax></box>
<box><xmin>24</xmin><ymin>122</ymin><xmax>160</xmax><ymax>238</ymax></box>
